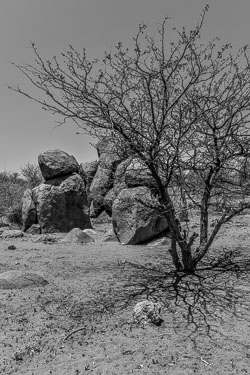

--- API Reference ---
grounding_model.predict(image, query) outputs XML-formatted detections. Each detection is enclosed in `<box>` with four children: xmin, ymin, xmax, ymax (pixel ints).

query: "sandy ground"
<box><xmin>0</xmin><ymin>213</ymin><xmax>250</xmax><ymax>374</ymax></box>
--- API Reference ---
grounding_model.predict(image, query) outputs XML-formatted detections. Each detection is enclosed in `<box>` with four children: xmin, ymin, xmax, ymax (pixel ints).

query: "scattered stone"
<box><xmin>38</xmin><ymin>149</ymin><xmax>79</xmax><ymax>180</ymax></box>
<box><xmin>61</xmin><ymin>228</ymin><xmax>94</xmax><ymax>244</ymax></box>
<box><xmin>0</xmin><ymin>270</ymin><xmax>48</xmax><ymax>289</ymax></box>
<box><xmin>133</xmin><ymin>300</ymin><xmax>162</xmax><ymax>325</ymax></box>
<box><xmin>26</xmin><ymin>224</ymin><xmax>41</xmax><ymax>235</ymax></box>
<box><xmin>33</xmin><ymin>234</ymin><xmax>60</xmax><ymax>243</ymax></box>
<box><xmin>1</xmin><ymin>230</ymin><xmax>24</xmax><ymax>239</ymax></box>
<box><xmin>7</xmin><ymin>245</ymin><xmax>16</xmax><ymax>250</ymax></box>
<box><xmin>112</xmin><ymin>187</ymin><xmax>169</xmax><ymax>245</ymax></box>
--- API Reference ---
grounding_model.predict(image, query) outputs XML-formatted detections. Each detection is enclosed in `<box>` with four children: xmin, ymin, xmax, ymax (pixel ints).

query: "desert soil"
<box><xmin>0</xmin><ymin>213</ymin><xmax>250</xmax><ymax>375</ymax></box>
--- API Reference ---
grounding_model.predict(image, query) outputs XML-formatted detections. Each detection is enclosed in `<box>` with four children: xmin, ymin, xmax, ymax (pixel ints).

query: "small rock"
<box><xmin>102</xmin><ymin>229</ymin><xmax>118</xmax><ymax>242</ymax></box>
<box><xmin>7</xmin><ymin>245</ymin><xmax>16</xmax><ymax>250</ymax></box>
<box><xmin>82</xmin><ymin>229</ymin><xmax>97</xmax><ymax>236</ymax></box>
<box><xmin>33</xmin><ymin>234</ymin><xmax>59</xmax><ymax>243</ymax></box>
<box><xmin>133</xmin><ymin>300</ymin><xmax>162</xmax><ymax>325</ymax></box>
<box><xmin>0</xmin><ymin>270</ymin><xmax>48</xmax><ymax>289</ymax></box>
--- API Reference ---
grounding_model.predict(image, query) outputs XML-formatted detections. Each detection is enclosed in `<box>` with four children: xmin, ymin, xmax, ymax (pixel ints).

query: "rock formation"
<box><xmin>22</xmin><ymin>150</ymin><xmax>91</xmax><ymax>233</ymax></box>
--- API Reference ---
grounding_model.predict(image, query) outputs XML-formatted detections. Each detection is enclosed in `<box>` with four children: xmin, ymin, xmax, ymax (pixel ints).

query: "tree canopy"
<box><xmin>11</xmin><ymin>6</ymin><xmax>250</xmax><ymax>272</ymax></box>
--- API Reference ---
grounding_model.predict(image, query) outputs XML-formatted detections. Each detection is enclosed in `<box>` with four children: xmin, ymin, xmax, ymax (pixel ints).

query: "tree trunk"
<box><xmin>169</xmin><ymin>235</ymin><xmax>182</xmax><ymax>271</ymax></box>
<box><xmin>180</xmin><ymin>244</ymin><xmax>195</xmax><ymax>273</ymax></box>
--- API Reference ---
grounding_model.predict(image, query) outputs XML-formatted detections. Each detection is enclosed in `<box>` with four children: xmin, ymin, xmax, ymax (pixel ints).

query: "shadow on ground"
<box><xmin>86</xmin><ymin>247</ymin><xmax>250</xmax><ymax>345</ymax></box>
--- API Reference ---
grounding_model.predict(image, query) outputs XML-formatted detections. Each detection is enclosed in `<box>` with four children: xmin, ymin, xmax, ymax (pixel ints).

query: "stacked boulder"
<box><xmin>22</xmin><ymin>150</ymin><xmax>91</xmax><ymax>233</ymax></box>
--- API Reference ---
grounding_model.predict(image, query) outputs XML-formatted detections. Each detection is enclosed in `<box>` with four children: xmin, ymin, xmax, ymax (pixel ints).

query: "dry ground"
<box><xmin>0</xmin><ymin>213</ymin><xmax>250</xmax><ymax>375</ymax></box>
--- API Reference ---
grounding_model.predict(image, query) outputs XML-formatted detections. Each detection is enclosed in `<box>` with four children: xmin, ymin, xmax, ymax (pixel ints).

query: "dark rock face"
<box><xmin>32</xmin><ymin>174</ymin><xmax>91</xmax><ymax>233</ymax></box>
<box><xmin>38</xmin><ymin>149</ymin><xmax>79</xmax><ymax>180</ymax></box>
<box><xmin>112</xmin><ymin>187</ymin><xmax>169</xmax><ymax>245</ymax></box>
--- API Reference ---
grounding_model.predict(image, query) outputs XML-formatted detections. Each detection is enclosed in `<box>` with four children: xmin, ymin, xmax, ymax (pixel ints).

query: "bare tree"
<box><xmin>10</xmin><ymin>6</ymin><xmax>250</xmax><ymax>272</ymax></box>
<box><xmin>21</xmin><ymin>162</ymin><xmax>43</xmax><ymax>189</ymax></box>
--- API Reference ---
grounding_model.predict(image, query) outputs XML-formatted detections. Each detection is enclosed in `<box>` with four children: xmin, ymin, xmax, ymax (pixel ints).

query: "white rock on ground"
<box><xmin>133</xmin><ymin>300</ymin><xmax>162</xmax><ymax>325</ymax></box>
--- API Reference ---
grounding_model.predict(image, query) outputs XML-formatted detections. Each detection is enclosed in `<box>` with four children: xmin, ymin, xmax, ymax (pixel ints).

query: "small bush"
<box><xmin>6</xmin><ymin>204</ymin><xmax>23</xmax><ymax>228</ymax></box>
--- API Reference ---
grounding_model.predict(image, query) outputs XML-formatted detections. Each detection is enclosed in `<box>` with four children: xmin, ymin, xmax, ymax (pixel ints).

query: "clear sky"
<box><xmin>1</xmin><ymin>0</ymin><xmax>250</xmax><ymax>172</ymax></box>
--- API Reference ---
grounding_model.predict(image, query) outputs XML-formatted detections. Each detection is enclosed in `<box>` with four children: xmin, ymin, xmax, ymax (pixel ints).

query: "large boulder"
<box><xmin>32</xmin><ymin>174</ymin><xmax>91</xmax><ymax>233</ymax></box>
<box><xmin>22</xmin><ymin>189</ymin><xmax>37</xmax><ymax>231</ymax></box>
<box><xmin>38</xmin><ymin>149</ymin><xmax>79</xmax><ymax>180</ymax></box>
<box><xmin>112</xmin><ymin>187</ymin><xmax>169</xmax><ymax>245</ymax></box>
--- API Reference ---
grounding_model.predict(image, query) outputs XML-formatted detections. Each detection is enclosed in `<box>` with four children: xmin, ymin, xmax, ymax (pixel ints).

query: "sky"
<box><xmin>1</xmin><ymin>0</ymin><xmax>250</xmax><ymax>173</ymax></box>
